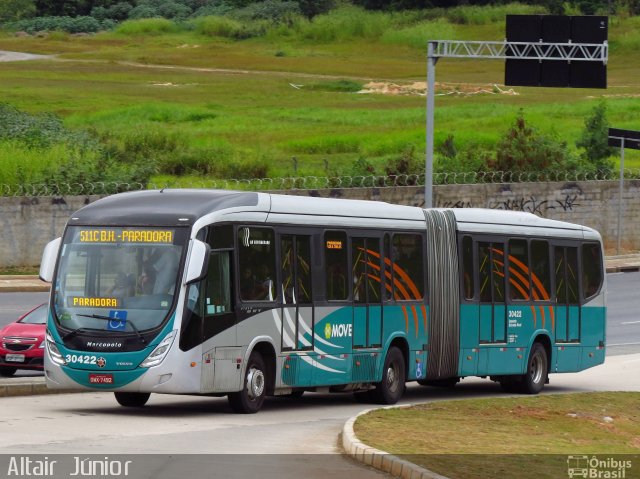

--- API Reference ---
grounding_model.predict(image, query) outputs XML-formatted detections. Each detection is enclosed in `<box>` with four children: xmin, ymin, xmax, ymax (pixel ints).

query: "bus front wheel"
<box><xmin>371</xmin><ymin>346</ymin><xmax>405</xmax><ymax>405</ymax></box>
<box><xmin>228</xmin><ymin>351</ymin><xmax>267</xmax><ymax>414</ymax></box>
<box><xmin>114</xmin><ymin>392</ymin><xmax>150</xmax><ymax>407</ymax></box>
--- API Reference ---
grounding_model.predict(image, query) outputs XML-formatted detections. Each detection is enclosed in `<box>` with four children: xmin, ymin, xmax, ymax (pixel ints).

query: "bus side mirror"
<box><xmin>40</xmin><ymin>237</ymin><xmax>62</xmax><ymax>283</ymax></box>
<box><xmin>185</xmin><ymin>239</ymin><xmax>210</xmax><ymax>285</ymax></box>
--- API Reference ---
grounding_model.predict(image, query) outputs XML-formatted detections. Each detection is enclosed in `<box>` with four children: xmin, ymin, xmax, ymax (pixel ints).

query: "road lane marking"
<box><xmin>608</xmin><ymin>342</ymin><xmax>640</xmax><ymax>346</ymax></box>
<box><xmin>621</xmin><ymin>321</ymin><xmax>640</xmax><ymax>325</ymax></box>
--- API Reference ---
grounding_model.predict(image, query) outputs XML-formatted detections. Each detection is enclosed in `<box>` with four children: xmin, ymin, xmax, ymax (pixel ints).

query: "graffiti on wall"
<box><xmin>436</xmin><ymin>194</ymin><xmax>582</xmax><ymax>215</ymax></box>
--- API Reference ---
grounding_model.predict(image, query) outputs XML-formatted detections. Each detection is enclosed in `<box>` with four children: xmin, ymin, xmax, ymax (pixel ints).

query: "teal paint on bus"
<box><xmin>281</xmin><ymin>303</ymin><xmax>430</xmax><ymax>386</ymax></box>
<box><xmin>47</xmin><ymin>312</ymin><xmax>176</xmax><ymax>388</ymax></box>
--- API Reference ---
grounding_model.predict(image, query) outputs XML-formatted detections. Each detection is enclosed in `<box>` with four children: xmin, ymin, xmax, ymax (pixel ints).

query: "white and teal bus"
<box><xmin>40</xmin><ymin>190</ymin><xmax>606</xmax><ymax>413</ymax></box>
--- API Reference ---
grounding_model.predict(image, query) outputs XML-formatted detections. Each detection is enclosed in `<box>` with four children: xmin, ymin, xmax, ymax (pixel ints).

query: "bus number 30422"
<box><xmin>65</xmin><ymin>354</ymin><xmax>98</xmax><ymax>365</ymax></box>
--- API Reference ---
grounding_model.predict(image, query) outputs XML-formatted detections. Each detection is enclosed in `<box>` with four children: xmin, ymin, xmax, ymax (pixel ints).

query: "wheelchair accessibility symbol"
<box><xmin>107</xmin><ymin>310</ymin><xmax>128</xmax><ymax>331</ymax></box>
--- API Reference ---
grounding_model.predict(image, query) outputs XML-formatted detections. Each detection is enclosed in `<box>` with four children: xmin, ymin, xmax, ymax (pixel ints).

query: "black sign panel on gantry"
<box><xmin>609</xmin><ymin>128</ymin><xmax>640</xmax><ymax>150</ymax></box>
<box><xmin>505</xmin><ymin>15</ymin><xmax>608</xmax><ymax>89</ymax></box>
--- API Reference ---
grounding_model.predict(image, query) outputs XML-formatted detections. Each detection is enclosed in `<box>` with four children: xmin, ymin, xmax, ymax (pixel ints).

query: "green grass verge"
<box><xmin>354</xmin><ymin>392</ymin><xmax>640</xmax><ymax>479</ymax></box>
<box><xmin>0</xmin><ymin>10</ymin><xmax>639</xmax><ymax>184</ymax></box>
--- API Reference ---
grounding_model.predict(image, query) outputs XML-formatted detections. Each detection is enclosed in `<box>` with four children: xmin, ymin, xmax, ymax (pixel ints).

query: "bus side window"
<box><xmin>508</xmin><ymin>239</ymin><xmax>530</xmax><ymax>301</ymax></box>
<box><xmin>462</xmin><ymin>235</ymin><xmax>474</xmax><ymax>300</ymax></box>
<box><xmin>325</xmin><ymin>231</ymin><xmax>348</xmax><ymax>301</ymax></box>
<box><xmin>392</xmin><ymin>234</ymin><xmax>424</xmax><ymax>301</ymax></box>
<box><xmin>238</xmin><ymin>227</ymin><xmax>276</xmax><ymax>302</ymax></box>
<box><xmin>582</xmin><ymin>243</ymin><xmax>602</xmax><ymax>299</ymax></box>
<box><xmin>204</xmin><ymin>251</ymin><xmax>233</xmax><ymax>315</ymax></box>
<box><xmin>531</xmin><ymin>240</ymin><xmax>551</xmax><ymax>301</ymax></box>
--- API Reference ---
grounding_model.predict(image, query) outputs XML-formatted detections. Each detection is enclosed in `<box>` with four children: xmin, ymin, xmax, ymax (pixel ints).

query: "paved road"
<box><xmin>0</xmin><ymin>352</ymin><xmax>637</xmax><ymax>478</ymax></box>
<box><xmin>0</xmin><ymin>50</ymin><xmax>52</xmax><ymax>62</ymax></box>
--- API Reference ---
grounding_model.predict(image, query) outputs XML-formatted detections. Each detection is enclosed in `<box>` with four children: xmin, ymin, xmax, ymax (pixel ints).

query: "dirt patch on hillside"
<box><xmin>359</xmin><ymin>81</ymin><xmax>519</xmax><ymax>97</ymax></box>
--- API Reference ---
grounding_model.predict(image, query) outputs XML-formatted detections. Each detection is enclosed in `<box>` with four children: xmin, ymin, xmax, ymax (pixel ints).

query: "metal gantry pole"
<box><xmin>425</xmin><ymin>41</ymin><xmax>436</xmax><ymax>209</ymax></box>
<box><xmin>617</xmin><ymin>139</ymin><xmax>625</xmax><ymax>255</ymax></box>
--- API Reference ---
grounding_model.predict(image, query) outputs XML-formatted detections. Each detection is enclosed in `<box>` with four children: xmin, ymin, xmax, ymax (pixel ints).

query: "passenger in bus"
<box><xmin>152</xmin><ymin>249</ymin><xmax>180</xmax><ymax>294</ymax></box>
<box><xmin>107</xmin><ymin>272</ymin><xmax>134</xmax><ymax>297</ymax></box>
<box><xmin>137</xmin><ymin>263</ymin><xmax>156</xmax><ymax>295</ymax></box>
<box><xmin>256</xmin><ymin>264</ymin><xmax>274</xmax><ymax>300</ymax></box>
<box><xmin>240</xmin><ymin>267</ymin><xmax>258</xmax><ymax>300</ymax></box>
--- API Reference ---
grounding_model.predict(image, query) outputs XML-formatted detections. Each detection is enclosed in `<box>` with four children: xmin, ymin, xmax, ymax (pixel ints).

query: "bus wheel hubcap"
<box><xmin>247</xmin><ymin>368</ymin><xmax>265</xmax><ymax>400</ymax></box>
<box><xmin>531</xmin><ymin>354</ymin><xmax>543</xmax><ymax>384</ymax></box>
<box><xmin>386</xmin><ymin>365</ymin><xmax>397</xmax><ymax>392</ymax></box>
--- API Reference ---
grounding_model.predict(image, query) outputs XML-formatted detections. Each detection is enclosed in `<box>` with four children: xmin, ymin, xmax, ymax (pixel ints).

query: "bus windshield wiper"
<box><xmin>77</xmin><ymin>314</ymin><xmax>146</xmax><ymax>344</ymax></box>
<box><xmin>62</xmin><ymin>327</ymin><xmax>104</xmax><ymax>341</ymax></box>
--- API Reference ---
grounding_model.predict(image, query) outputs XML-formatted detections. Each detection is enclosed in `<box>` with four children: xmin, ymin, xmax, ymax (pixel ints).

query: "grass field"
<box><xmin>354</xmin><ymin>392</ymin><xmax>640</xmax><ymax>479</ymax></box>
<box><xmin>1</xmin><ymin>7</ymin><xmax>639</xmax><ymax>185</ymax></box>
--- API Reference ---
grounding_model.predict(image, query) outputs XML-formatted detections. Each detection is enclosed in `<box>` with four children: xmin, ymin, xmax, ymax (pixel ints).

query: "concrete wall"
<box><xmin>2</xmin><ymin>180</ymin><xmax>638</xmax><ymax>266</ymax></box>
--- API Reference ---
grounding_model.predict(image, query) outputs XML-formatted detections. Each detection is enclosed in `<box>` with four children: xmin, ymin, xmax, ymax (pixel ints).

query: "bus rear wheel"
<box><xmin>114</xmin><ymin>392</ymin><xmax>150</xmax><ymax>407</ymax></box>
<box><xmin>518</xmin><ymin>343</ymin><xmax>548</xmax><ymax>394</ymax></box>
<box><xmin>371</xmin><ymin>346</ymin><xmax>405</xmax><ymax>405</ymax></box>
<box><xmin>228</xmin><ymin>351</ymin><xmax>267</xmax><ymax>414</ymax></box>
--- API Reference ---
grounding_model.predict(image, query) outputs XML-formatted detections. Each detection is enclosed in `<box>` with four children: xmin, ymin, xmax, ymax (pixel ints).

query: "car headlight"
<box><xmin>46</xmin><ymin>330</ymin><xmax>66</xmax><ymax>365</ymax></box>
<box><xmin>140</xmin><ymin>330</ymin><xmax>176</xmax><ymax>368</ymax></box>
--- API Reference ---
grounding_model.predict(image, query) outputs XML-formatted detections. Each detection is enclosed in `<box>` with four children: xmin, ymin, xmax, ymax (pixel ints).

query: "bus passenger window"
<box><xmin>325</xmin><ymin>231</ymin><xmax>348</xmax><ymax>301</ymax></box>
<box><xmin>508</xmin><ymin>239</ymin><xmax>530</xmax><ymax>301</ymax></box>
<box><xmin>582</xmin><ymin>243</ymin><xmax>602</xmax><ymax>299</ymax></box>
<box><xmin>566</xmin><ymin>247</ymin><xmax>579</xmax><ymax>304</ymax></box>
<box><xmin>478</xmin><ymin>243</ymin><xmax>492</xmax><ymax>303</ymax></box>
<box><xmin>462</xmin><ymin>236</ymin><xmax>474</xmax><ymax>300</ymax></box>
<box><xmin>491</xmin><ymin>245</ymin><xmax>505</xmax><ymax>303</ymax></box>
<box><xmin>205</xmin><ymin>251</ymin><xmax>233</xmax><ymax>315</ymax></box>
<box><xmin>555</xmin><ymin>247</ymin><xmax>567</xmax><ymax>303</ymax></box>
<box><xmin>238</xmin><ymin>227</ymin><xmax>276</xmax><ymax>302</ymax></box>
<box><xmin>531</xmin><ymin>240</ymin><xmax>551</xmax><ymax>301</ymax></box>
<box><xmin>392</xmin><ymin>234</ymin><xmax>424</xmax><ymax>300</ymax></box>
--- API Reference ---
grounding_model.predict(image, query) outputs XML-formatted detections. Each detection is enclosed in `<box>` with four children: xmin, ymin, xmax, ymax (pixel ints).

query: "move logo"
<box><xmin>324</xmin><ymin>322</ymin><xmax>353</xmax><ymax>339</ymax></box>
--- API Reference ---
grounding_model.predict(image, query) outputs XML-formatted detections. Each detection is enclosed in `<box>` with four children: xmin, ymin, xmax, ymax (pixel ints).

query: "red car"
<box><xmin>0</xmin><ymin>304</ymin><xmax>47</xmax><ymax>377</ymax></box>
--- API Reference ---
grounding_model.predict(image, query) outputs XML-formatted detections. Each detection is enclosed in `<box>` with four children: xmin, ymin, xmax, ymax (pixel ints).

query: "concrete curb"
<box><xmin>342</xmin><ymin>406</ymin><xmax>449</xmax><ymax>479</ymax></box>
<box><xmin>0</xmin><ymin>377</ymin><xmax>85</xmax><ymax>397</ymax></box>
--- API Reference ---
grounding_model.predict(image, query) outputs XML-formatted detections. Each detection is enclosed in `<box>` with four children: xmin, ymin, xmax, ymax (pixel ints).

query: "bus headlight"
<box><xmin>46</xmin><ymin>330</ymin><xmax>67</xmax><ymax>365</ymax></box>
<box><xmin>140</xmin><ymin>330</ymin><xmax>177</xmax><ymax>368</ymax></box>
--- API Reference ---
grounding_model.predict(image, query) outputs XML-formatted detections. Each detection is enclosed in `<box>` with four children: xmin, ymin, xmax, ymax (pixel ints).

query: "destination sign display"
<box><xmin>78</xmin><ymin>229</ymin><xmax>174</xmax><ymax>244</ymax></box>
<box><xmin>70</xmin><ymin>297</ymin><xmax>120</xmax><ymax>308</ymax></box>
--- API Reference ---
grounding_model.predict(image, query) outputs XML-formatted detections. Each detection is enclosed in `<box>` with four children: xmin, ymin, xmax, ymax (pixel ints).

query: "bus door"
<box><xmin>280</xmin><ymin>235</ymin><xmax>313</xmax><ymax>352</ymax></box>
<box><xmin>351</xmin><ymin>237</ymin><xmax>383</xmax><ymax>348</ymax></box>
<box><xmin>554</xmin><ymin>246</ymin><xmax>581</xmax><ymax>369</ymax></box>
<box><xmin>478</xmin><ymin>241</ymin><xmax>507</xmax><ymax>344</ymax></box>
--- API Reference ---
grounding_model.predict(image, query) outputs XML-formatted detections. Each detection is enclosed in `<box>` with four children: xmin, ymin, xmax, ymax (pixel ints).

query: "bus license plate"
<box><xmin>89</xmin><ymin>374</ymin><xmax>114</xmax><ymax>385</ymax></box>
<box><xmin>6</xmin><ymin>354</ymin><xmax>25</xmax><ymax>362</ymax></box>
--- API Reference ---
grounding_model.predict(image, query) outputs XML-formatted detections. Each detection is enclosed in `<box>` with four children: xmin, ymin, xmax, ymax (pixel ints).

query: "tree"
<box><xmin>576</xmin><ymin>101</ymin><xmax>615</xmax><ymax>175</ymax></box>
<box><xmin>0</xmin><ymin>0</ymin><xmax>36</xmax><ymax>23</ymax></box>
<box><xmin>491</xmin><ymin>111</ymin><xmax>572</xmax><ymax>180</ymax></box>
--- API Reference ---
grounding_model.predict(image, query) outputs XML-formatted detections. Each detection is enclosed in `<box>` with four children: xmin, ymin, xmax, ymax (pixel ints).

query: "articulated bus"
<box><xmin>40</xmin><ymin>190</ymin><xmax>606</xmax><ymax>413</ymax></box>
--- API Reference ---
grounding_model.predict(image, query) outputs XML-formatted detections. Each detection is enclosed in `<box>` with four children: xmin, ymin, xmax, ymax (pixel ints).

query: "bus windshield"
<box><xmin>52</xmin><ymin>226</ymin><xmax>189</xmax><ymax>334</ymax></box>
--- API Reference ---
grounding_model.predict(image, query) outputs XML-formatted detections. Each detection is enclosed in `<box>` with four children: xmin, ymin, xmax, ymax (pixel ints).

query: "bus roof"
<box><xmin>69</xmin><ymin>190</ymin><xmax>259</xmax><ymax>226</ymax></box>
<box><xmin>69</xmin><ymin>190</ymin><xmax>598</xmax><ymax>240</ymax></box>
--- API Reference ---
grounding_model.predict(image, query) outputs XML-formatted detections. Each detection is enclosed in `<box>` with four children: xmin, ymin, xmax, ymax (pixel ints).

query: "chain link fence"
<box><xmin>3</xmin><ymin>169</ymin><xmax>640</xmax><ymax>197</ymax></box>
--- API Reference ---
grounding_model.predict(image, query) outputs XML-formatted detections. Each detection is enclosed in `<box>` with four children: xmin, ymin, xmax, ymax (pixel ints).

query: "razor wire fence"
<box><xmin>2</xmin><ymin>169</ymin><xmax>640</xmax><ymax>197</ymax></box>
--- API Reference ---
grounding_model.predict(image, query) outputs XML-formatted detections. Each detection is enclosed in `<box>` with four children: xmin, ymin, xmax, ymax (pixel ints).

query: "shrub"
<box><xmin>381</xmin><ymin>18</ymin><xmax>455</xmax><ymax>49</ymax></box>
<box><xmin>576</xmin><ymin>101</ymin><xmax>615</xmax><ymax>175</ymax></box>
<box><xmin>491</xmin><ymin>111</ymin><xmax>573</xmax><ymax>180</ymax></box>
<box><xmin>190</xmin><ymin>15</ymin><xmax>248</xmax><ymax>38</ymax></box>
<box><xmin>233</xmin><ymin>0</ymin><xmax>301</xmax><ymax>22</ymax></box>
<box><xmin>157</xmin><ymin>1</ymin><xmax>192</xmax><ymax>20</ymax></box>
<box><xmin>115</xmin><ymin>18</ymin><xmax>179</xmax><ymax>34</ymax></box>
<box><xmin>127</xmin><ymin>5</ymin><xmax>161</xmax><ymax>20</ymax></box>
<box><xmin>7</xmin><ymin>15</ymin><xmax>102</xmax><ymax>33</ymax></box>
<box><xmin>299</xmin><ymin>6</ymin><xmax>391</xmax><ymax>42</ymax></box>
